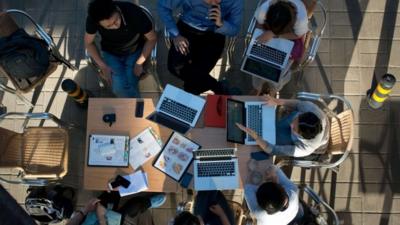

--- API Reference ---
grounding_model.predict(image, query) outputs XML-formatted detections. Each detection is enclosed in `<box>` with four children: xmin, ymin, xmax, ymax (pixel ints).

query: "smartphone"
<box><xmin>135</xmin><ymin>100</ymin><xmax>144</xmax><ymax>118</ymax></box>
<box><xmin>180</xmin><ymin>172</ymin><xmax>193</xmax><ymax>188</ymax></box>
<box><xmin>250</xmin><ymin>151</ymin><xmax>269</xmax><ymax>161</ymax></box>
<box><xmin>108</xmin><ymin>175</ymin><xmax>131</xmax><ymax>189</ymax></box>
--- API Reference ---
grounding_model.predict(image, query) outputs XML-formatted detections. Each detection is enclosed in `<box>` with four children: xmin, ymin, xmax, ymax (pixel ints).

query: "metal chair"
<box><xmin>0</xmin><ymin>10</ymin><xmax>77</xmax><ymax>109</ymax></box>
<box><xmin>85</xmin><ymin>5</ymin><xmax>163</xmax><ymax>92</ymax></box>
<box><xmin>298</xmin><ymin>185</ymin><xmax>340</xmax><ymax>225</ymax></box>
<box><xmin>245</xmin><ymin>0</ymin><xmax>327</xmax><ymax>91</ymax></box>
<box><xmin>0</xmin><ymin>112</ymin><xmax>70</xmax><ymax>186</ymax></box>
<box><xmin>277</xmin><ymin>92</ymin><xmax>354</xmax><ymax>173</ymax></box>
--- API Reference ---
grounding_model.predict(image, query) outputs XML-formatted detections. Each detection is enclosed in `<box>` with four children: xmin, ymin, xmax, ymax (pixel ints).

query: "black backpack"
<box><xmin>0</xmin><ymin>28</ymin><xmax>50</xmax><ymax>79</ymax></box>
<box><xmin>25</xmin><ymin>185</ymin><xmax>75</xmax><ymax>224</ymax></box>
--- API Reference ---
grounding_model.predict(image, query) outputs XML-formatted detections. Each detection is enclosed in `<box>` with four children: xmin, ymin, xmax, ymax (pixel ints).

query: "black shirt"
<box><xmin>86</xmin><ymin>2</ymin><xmax>152</xmax><ymax>56</ymax></box>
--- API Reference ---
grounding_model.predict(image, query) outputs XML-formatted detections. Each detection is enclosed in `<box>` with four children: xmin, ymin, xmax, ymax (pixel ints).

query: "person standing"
<box><xmin>84</xmin><ymin>0</ymin><xmax>157</xmax><ymax>97</ymax></box>
<box><xmin>158</xmin><ymin>0</ymin><xmax>243</xmax><ymax>95</ymax></box>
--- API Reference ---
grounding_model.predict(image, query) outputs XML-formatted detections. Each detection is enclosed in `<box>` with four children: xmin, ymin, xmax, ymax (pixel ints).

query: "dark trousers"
<box><xmin>193</xmin><ymin>191</ymin><xmax>235</xmax><ymax>225</ymax></box>
<box><xmin>168</xmin><ymin>21</ymin><xmax>226</xmax><ymax>95</ymax></box>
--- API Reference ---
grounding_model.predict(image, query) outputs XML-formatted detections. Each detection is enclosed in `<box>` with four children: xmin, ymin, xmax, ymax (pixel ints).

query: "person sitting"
<box><xmin>84</xmin><ymin>0</ymin><xmax>157</xmax><ymax>98</ymax></box>
<box><xmin>244</xmin><ymin>165</ymin><xmax>302</xmax><ymax>225</ymax></box>
<box><xmin>237</xmin><ymin>95</ymin><xmax>329</xmax><ymax>157</ymax></box>
<box><xmin>170</xmin><ymin>191</ymin><xmax>234</xmax><ymax>225</ymax></box>
<box><xmin>158</xmin><ymin>0</ymin><xmax>243</xmax><ymax>95</ymax></box>
<box><xmin>255</xmin><ymin>0</ymin><xmax>309</xmax><ymax>62</ymax></box>
<box><xmin>66</xmin><ymin>192</ymin><xmax>166</xmax><ymax>225</ymax></box>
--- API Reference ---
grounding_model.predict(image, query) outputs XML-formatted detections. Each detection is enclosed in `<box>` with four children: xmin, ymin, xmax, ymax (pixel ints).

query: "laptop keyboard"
<box><xmin>247</xmin><ymin>105</ymin><xmax>263</xmax><ymax>142</ymax></box>
<box><xmin>251</xmin><ymin>43</ymin><xmax>286</xmax><ymax>66</ymax></box>
<box><xmin>194</xmin><ymin>148</ymin><xmax>236</xmax><ymax>158</ymax></box>
<box><xmin>197</xmin><ymin>161</ymin><xmax>236</xmax><ymax>177</ymax></box>
<box><xmin>160</xmin><ymin>97</ymin><xmax>197</xmax><ymax>124</ymax></box>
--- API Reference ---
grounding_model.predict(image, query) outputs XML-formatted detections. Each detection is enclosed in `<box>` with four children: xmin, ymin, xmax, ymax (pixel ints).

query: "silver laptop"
<box><xmin>241</xmin><ymin>28</ymin><xmax>294</xmax><ymax>85</ymax></box>
<box><xmin>226</xmin><ymin>98</ymin><xmax>276</xmax><ymax>145</ymax></box>
<box><xmin>147</xmin><ymin>84</ymin><xmax>206</xmax><ymax>134</ymax></box>
<box><xmin>193</xmin><ymin>148</ymin><xmax>239</xmax><ymax>191</ymax></box>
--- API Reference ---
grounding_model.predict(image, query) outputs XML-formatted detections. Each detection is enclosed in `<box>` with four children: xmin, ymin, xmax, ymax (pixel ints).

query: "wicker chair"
<box><xmin>277</xmin><ymin>92</ymin><xmax>354</xmax><ymax>173</ymax></box>
<box><xmin>0</xmin><ymin>112</ymin><xmax>70</xmax><ymax>186</ymax></box>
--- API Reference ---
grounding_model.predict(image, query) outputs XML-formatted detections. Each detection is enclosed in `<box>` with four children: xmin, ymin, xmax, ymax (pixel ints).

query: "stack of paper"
<box><xmin>118</xmin><ymin>171</ymin><xmax>149</xmax><ymax>197</ymax></box>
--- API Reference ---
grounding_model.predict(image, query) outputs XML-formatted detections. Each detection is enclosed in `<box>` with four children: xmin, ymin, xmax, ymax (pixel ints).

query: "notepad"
<box><xmin>118</xmin><ymin>171</ymin><xmax>149</xmax><ymax>197</ymax></box>
<box><xmin>129</xmin><ymin>127</ymin><xmax>162</xmax><ymax>170</ymax></box>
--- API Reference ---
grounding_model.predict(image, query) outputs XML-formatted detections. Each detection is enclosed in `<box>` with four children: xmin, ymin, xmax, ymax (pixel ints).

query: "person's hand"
<box><xmin>99</xmin><ymin>64</ymin><xmax>113</xmax><ymax>86</ymax></box>
<box><xmin>133</xmin><ymin>63</ymin><xmax>144</xmax><ymax>77</ymax></box>
<box><xmin>263</xmin><ymin>94</ymin><xmax>280</xmax><ymax>106</ymax></box>
<box><xmin>82</xmin><ymin>198</ymin><xmax>100</xmax><ymax>215</ymax></box>
<box><xmin>173</xmin><ymin>35</ymin><xmax>190</xmax><ymax>55</ymax></box>
<box><xmin>209</xmin><ymin>204</ymin><xmax>225</xmax><ymax>217</ymax></box>
<box><xmin>256</xmin><ymin>30</ymin><xmax>275</xmax><ymax>43</ymax></box>
<box><xmin>209</xmin><ymin>4</ymin><xmax>223</xmax><ymax>27</ymax></box>
<box><xmin>236</xmin><ymin>123</ymin><xmax>259</xmax><ymax>141</ymax></box>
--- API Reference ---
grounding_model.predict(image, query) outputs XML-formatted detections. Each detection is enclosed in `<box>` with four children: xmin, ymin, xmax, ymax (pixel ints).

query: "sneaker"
<box><xmin>150</xmin><ymin>193</ymin><xmax>167</xmax><ymax>208</ymax></box>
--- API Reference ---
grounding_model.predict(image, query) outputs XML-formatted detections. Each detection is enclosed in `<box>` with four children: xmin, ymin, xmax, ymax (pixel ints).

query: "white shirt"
<box><xmin>244</xmin><ymin>166</ymin><xmax>300</xmax><ymax>225</ymax></box>
<box><xmin>254</xmin><ymin>0</ymin><xmax>308</xmax><ymax>37</ymax></box>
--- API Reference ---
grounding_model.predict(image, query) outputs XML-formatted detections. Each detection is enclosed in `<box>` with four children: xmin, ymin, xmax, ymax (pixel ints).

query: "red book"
<box><xmin>204</xmin><ymin>95</ymin><xmax>229</xmax><ymax>128</ymax></box>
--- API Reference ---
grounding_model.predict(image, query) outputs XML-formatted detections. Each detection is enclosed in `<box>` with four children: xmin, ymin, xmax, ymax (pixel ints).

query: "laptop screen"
<box><xmin>243</xmin><ymin>57</ymin><xmax>281</xmax><ymax>82</ymax></box>
<box><xmin>226</xmin><ymin>99</ymin><xmax>245</xmax><ymax>144</ymax></box>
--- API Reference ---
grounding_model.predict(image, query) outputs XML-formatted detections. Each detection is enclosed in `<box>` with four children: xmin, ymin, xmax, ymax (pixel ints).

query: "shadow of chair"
<box><xmin>85</xmin><ymin>4</ymin><xmax>163</xmax><ymax>93</ymax></box>
<box><xmin>277</xmin><ymin>92</ymin><xmax>354</xmax><ymax>173</ymax></box>
<box><xmin>243</xmin><ymin>0</ymin><xmax>327</xmax><ymax>92</ymax></box>
<box><xmin>0</xmin><ymin>112</ymin><xmax>71</xmax><ymax>186</ymax></box>
<box><xmin>0</xmin><ymin>9</ymin><xmax>76</xmax><ymax>109</ymax></box>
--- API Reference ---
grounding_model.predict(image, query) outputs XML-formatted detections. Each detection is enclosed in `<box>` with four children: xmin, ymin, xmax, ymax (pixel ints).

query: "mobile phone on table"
<box><xmin>135</xmin><ymin>100</ymin><xmax>144</xmax><ymax>118</ymax></box>
<box><xmin>180</xmin><ymin>172</ymin><xmax>193</xmax><ymax>188</ymax></box>
<box><xmin>108</xmin><ymin>175</ymin><xmax>131</xmax><ymax>190</ymax></box>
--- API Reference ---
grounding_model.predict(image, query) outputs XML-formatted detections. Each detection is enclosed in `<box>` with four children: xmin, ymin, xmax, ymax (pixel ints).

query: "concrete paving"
<box><xmin>1</xmin><ymin>0</ymin><xmax>400</xmax><ymax>224</ymax></box>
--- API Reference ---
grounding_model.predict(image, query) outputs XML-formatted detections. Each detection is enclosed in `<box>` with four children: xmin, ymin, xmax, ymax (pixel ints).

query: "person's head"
<box><xmin>264</xmin><ymin>0</ymin><xmax>296</xmax><ymax>35</ymax></box>
<box><xmin>256</xmin><ymin>182</ymin><xmax>289</xmax><ymax>214</ymax></box>
<box><xmin>291</xmin><ymin>112</ymin><xmax>322</xmax><ymax>140</ymax></box>
<box><xmin>88</xmin><ymin>0</ymin><xmax>121</xmax><ymax>29</ymax></box>
<box><xmin>173</xmin><ymin>211</ymin><xmax>201</xmax><ymax>225</ymax></box>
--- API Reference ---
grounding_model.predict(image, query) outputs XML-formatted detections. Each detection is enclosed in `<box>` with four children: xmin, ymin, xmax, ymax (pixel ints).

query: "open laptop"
<box><xmin>241</xmin><ymin>28</ymin><xmax>294</xmax><ymax>86</ymax></box>
<box><xmin>147</xmin><ymin>84</ymin><xmax>206</xmax><ymax>134</ymax></box>
<box><xmin>193</xmin><ymin>148</ymin><xmax>239</xmax><ymax>191</ymax></box>
<box><xmin>226</xmin><ymin>98</ymin><xmax>276</xmax><ymax>145</ymax></box>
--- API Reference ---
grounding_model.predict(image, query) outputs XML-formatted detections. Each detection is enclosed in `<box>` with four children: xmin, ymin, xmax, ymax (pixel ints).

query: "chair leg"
<box><xmin>0</xmin><ymin>83</ymin><xmax>34</xmax><ymax>109</ymax></box>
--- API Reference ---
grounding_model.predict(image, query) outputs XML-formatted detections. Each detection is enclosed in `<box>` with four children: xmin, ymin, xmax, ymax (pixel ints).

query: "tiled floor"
<box><xmin>1</xmin><ymin>0</ymin><xmax>400</xmax><ymax>224</ymax></box>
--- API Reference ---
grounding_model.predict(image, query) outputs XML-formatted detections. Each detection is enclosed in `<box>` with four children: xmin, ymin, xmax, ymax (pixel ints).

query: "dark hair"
<box><xmin>88</xmin><ymin>0</ymin><xmax>117</xmax><ymax>23</ymax></box>
<box><xmin>256</xmin><ymin>182</ymin><xmax>288</xmax><ymax>214</ymax></box>
<box><xmin>173</xmin><ymin>212</ymin><xmax>201</xmax><ymax>225</ymax></box>
<box><xmin>265</xmin><ymin>1</ymin><xmax>295</xmax><ymax>35</ymax></box>
<box><xmin>298</xmin><ymin>112</ymin><xmax>322</xmax><ymax>139</ymax></box>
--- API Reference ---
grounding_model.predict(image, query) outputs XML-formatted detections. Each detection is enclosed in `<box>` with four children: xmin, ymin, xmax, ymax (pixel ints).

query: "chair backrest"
<box><xmin>327</xmin><ymin>109</ymin><xmax>354</xmax><ymax>155</ymax></box>
<box><xmin>0</xmin><ymin>127</ymin><xmax>23</xmax><ymax>168</ymax></box>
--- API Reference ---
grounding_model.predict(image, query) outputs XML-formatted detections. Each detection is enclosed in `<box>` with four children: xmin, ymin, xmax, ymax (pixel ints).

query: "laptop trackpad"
<box><xmin>147</xmin><ymin>112</ymin><xmax>190</xmax><ymax>134</ymax></box>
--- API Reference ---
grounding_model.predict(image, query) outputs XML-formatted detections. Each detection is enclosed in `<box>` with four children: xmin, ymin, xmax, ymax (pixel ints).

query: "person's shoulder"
<box><xmin>116</xmin><ymin>1</ymin><xmax>141</xmax><ymax>12</ymax></box>
<box><xmin>290</xmin><ymin>0</ymin><xmax>308</xmax><ymax>18</ymax></box>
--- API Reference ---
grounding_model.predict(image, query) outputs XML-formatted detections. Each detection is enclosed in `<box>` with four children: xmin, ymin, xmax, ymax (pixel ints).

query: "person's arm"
<box><xmin>66</xmin><ymin>199</ymin><xmax>100</xmax><ymax>225</ymax></box>
<box><xmin>215</xmin><ymin>0</ymin><xmax>243</xmax><ymax>36</ymax></box>
<box><xmin>263</xmin><ymin>95</ymin><xmax>301</xmax><ymax>111</ymax></box>
<box><xmin>84</xmin><ymin>33</ymin><xmax>112</xmax><ymax>85</ymax></box>
<box><xmin>96</xmin><ymin>204</ymin><xmax>107</xmax><ymax>225</ymax></box>
<box><xmin>209</xmin><ymin>204</ymin><xmax>232</xmax><ymax>225</ymax></box>
<box><xmin>157</xmin><ymin>0</ymin><xmax>183</xmax><ymax>37</ymax></box>
<box><xmin>133</xmin><ymin>29</ymin><xmax>157</xmax><ymax>76</ymax></box>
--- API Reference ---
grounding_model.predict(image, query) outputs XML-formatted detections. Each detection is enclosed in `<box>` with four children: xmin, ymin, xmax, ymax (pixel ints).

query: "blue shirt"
<box><xmin>157</xmin><ymin>0</ymin><xmax>243</xmax><ymax>37</ymax></box>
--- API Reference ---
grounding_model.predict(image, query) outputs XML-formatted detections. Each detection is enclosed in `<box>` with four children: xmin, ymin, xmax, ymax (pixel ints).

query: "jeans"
<box><xmin>168</xmin><ymin>21</ymin><xmax>225</xmax><ymax>95</ymax></box>
<box><xmin>102</xmin><ymin>50</ymin><xmax>142</xmax><ymax>98</ymax></box>
<box><xmin>193</xmin><ymin>191</ymin><xmax>235</xmax><ymax>225</ymax></box>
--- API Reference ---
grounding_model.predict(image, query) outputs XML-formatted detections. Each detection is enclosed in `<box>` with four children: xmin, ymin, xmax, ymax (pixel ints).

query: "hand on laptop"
<box><xmin>263</xmin><ymin>95</ymin><xmax>281</xmax><ymax>106</ymax></box>
<box><xmin>236</xmin><ymin>123</ymin><xmax>271</xmax><ymax>153</ymax></box>
<box><xmin>256</xmin><ymin>30</ymin><xmax>275</xmax><ymax>43</ymax></box>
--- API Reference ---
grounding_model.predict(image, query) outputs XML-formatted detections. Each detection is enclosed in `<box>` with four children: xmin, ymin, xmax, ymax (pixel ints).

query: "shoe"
<box><xmin>150</xmin><ymin>194</ymin><xmax>167</xmax><ymax>208</ymax></box>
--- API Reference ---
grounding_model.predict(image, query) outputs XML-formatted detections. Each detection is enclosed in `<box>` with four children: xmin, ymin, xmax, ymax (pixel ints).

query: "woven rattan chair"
<box><xmin>0</xmin><ymin>112</ymin><xmax>70</xmax><ymax>186</ymax></box>
<box><xmin>0</xmin><ymin>10</ymin><xmax>76</xmax><ymax>109</ymax></box>
<box><xmin>277</xmin><ymin>92</ymin><xmax>354</xmax><ymax>173</ymax></box>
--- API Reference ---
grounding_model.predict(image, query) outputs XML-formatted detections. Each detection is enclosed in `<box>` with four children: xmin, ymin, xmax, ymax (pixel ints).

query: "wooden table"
<box><xmin>84</xmin><ymin>97</ymin><xmax>273</xmax><ymax>191</ymax></box>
